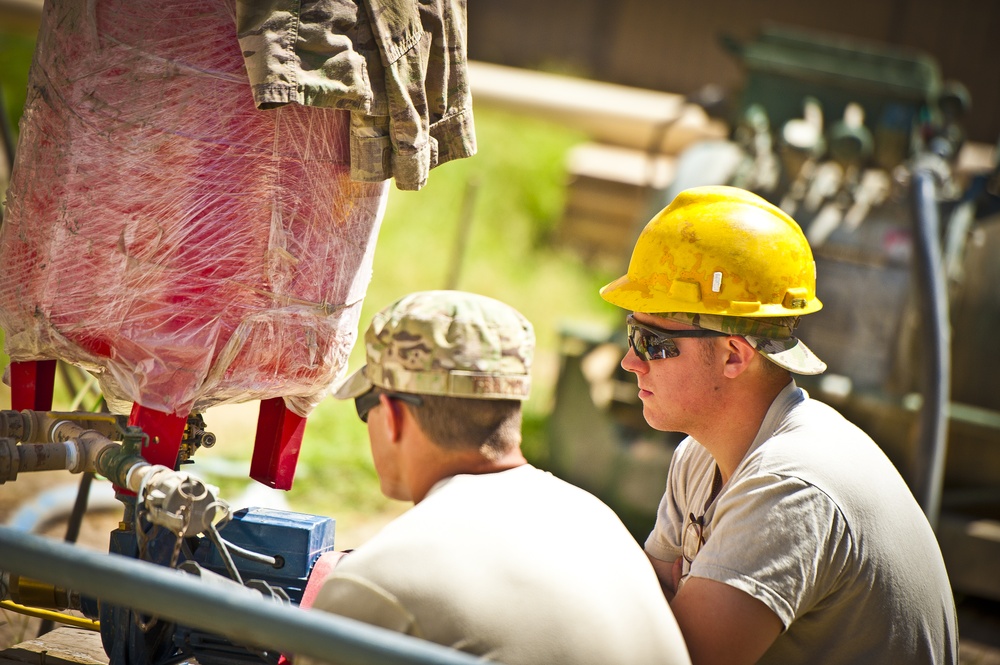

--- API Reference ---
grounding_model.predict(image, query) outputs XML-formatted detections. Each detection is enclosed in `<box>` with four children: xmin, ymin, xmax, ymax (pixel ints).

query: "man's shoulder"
<box><xmin>436</xmin><ymin>464</ymin><xmax>598</xmax><ymax>502</ymax></box>
<box><xmin>349</xmin><ymin>465</ymin><xmax>617</xmax><ymax>546</ymax></box>
<box><xmin>332</xmin><ymin>465</ymin><xmax>645</xmax><ymax>583</ymax></box>
<box><xmin>747</xmin><ymin>393</ymin><xmax>915</xmax><ymax>512</ymax></box>
<box><xmin>774</xmin><ymin>390</ymin><xmax>869</xmax><ymax>441</ymax></box>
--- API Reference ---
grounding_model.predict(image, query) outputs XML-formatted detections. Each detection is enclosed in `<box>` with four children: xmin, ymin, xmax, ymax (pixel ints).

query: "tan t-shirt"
<box><xmin>646</xmin><ymin>383</ymin><xmax>958</xmax><ymax>664</ymax></box>
<box><xmin>308</xmin><ymin>465</ymin><xmax>690</xmax><ymax>665</ymax></box>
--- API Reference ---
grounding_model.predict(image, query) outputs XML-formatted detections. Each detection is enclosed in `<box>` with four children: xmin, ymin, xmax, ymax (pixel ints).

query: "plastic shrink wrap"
<box><xmin>0</xmin><ymin>0</ymin><xmax>389</xmax><ymax>419</ymax></box>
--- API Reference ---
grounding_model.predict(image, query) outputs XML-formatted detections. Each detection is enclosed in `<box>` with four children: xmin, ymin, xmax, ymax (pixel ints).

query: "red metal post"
<box><xmin>127</xmin><ymin>403</ymin><xmax>188</xmax><ymax>470</ymax></box>
<box><xmin>249</xmin><ymin>397</ymin><xmax>305</xmax><ymax>490</ymax></box>
<box><xmin>9</xmin><ymin>360</ymin><xmax>57</xmax><ymax>411</ymax></box>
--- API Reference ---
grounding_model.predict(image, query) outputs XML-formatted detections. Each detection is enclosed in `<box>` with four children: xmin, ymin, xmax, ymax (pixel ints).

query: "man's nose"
<box><xmin>621</xmin><ymin>345</ymin><xmax>647</xmax><ymax>374</ymax></box>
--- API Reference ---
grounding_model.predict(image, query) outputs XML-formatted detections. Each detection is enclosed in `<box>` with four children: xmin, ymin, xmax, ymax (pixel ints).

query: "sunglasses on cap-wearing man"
<box><xmin>626</xmin><ymin>314</ymin><xmax>729</xmax><ymax>361</ymax></box>
<box><xmin>355</xmin><ymin>387</ymin><xmax>424</xmax><ymax>423</ymax></box>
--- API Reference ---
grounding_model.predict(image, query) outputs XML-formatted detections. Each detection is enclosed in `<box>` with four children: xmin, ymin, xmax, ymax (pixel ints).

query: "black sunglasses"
<box><xmin>354</xmin><ymin>387</ymin><xmax>424</xmax><ymax>423</ymax></box>
<box><xmin>626</xmin><ymin>314</ymin><xmax>729</xmax><ymax>361</ymax></box>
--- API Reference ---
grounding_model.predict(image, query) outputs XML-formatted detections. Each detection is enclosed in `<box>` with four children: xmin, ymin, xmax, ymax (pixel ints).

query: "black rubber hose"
<box><xmin>909</xmin><ymin>167</ymin><xmax>951</xmax><ymax>530</ymax></box>
<box><xmin>0</xmin><ymin>87</ymin><xmax>15</xmax><ymax>176</ymax></box>
<box><xmin>37</xmin><ymin>471</ymin><xmax>96</xmax><ymax>637</ymax></box>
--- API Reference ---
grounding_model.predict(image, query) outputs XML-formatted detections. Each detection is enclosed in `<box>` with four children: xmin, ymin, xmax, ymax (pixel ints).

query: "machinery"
<box><xmin>0</xmin><ymin>4</ymin><xmax>482</xmax><ymax>665</ymax></box>
<box><xmin>0</xmin><ymin>390</ymin><xmax>495</xmax><ymax>665</ymax></box>
<box><xmin>549</xmin><ymin>25</ymin><xmax>1000</xmax><ymax>600</ymax></box>
<box><xmin>0</xmin><ymin>406</ymin><xmax>431</xmax><ymax>665</ymax></box>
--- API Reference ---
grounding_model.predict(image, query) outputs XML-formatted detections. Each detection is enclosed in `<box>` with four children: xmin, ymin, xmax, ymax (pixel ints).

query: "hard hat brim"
<box><xmin>745</xmin><ymin>336</ymin><xmax>827</xmax><ymax>375</ymax></box>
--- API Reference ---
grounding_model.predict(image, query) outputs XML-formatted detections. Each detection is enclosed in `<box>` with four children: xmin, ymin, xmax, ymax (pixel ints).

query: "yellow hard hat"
<box><xmin>601</xmin><ymin>186</ymin><xmax>822</xmax><ymax>317</ymax></box>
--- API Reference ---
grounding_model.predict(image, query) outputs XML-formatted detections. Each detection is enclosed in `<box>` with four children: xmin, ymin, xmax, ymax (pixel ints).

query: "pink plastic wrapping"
<box><xmin>0</xmin><ymin>0</ymin><xmax>388</xmax><ymax>418</ymax></box>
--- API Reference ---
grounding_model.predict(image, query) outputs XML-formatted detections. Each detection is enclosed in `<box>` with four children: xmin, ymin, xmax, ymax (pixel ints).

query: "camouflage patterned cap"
<box><xmin>333</xmin><ymin>291</ymin><xmax>534</xmax><ymax>400</ymax></box>
<box><xmin>657</xmin><ymin>312</ymin><xmax>827</xmax><ymax>375</ymax></box>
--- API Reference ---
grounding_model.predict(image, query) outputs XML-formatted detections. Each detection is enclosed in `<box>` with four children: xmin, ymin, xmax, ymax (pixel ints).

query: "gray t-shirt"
<box><xmin>310</xmin><ymin>465</ymin><xmax>691</xmax><ymax>665</ymax></box>
<box><xmin>646</xmin><ymin>383</ymin><xmax>957</xmax><ymax>664</ymax></box>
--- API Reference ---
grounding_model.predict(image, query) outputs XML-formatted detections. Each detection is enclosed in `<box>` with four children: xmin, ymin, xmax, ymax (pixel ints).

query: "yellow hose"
<box><xmin>0</xmin><ymin>600</ymin><xmax>100</xmax><ymax>632</ymax></box>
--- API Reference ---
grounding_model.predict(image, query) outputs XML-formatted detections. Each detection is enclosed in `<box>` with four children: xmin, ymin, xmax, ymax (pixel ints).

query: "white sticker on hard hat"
<box><xmin>712</xmin><ymin>271</ymin><xmax>723</xmax><ymax>293</ymax></box>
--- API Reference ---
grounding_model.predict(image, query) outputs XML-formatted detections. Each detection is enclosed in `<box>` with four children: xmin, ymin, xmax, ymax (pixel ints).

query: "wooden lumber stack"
<box><xmin>468</xmin><ymin>61</ymin><xmax>728</xmax><ymax>266</ymax></box>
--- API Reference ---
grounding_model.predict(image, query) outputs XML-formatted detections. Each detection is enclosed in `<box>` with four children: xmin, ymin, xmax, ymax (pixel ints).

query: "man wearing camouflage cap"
<box><xmin>602</xmin><ymin>187</ymin><xmax>956</xmax><ymax>664</ymax></box>
<box><xmin>306</xmin><ymin>290</ymin><xmax>691</xmax><ymax>665</ymax></box>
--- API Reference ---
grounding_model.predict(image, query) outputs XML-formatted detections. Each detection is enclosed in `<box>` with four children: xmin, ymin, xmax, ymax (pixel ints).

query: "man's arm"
<box><xmin>310</xmin><ymin>572</ymin><xmax>417</xmax><ymax>634</ymax></box>
<box><xmin>670</xmin><ymin>576</ymin><xmax>783</xmax><ymax>665</ymax></box>
<box><xmin>294</xmin><ymin>572</ymin><xmax>417</xmax><ymax>665</ymax></box>
<box><xmin>646</xmin><ymin>553</ymin><xmax>683</xmax><ymax>602</ymax></box>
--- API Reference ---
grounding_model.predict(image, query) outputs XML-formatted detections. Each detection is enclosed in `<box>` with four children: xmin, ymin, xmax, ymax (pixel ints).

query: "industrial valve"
<box><xmin>134</xmin><ymin>464</ymin><xmax>229</xmax><ymax>538</ymax></box>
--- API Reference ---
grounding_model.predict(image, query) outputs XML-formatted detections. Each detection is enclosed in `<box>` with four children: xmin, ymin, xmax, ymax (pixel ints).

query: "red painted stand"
<box><xmin>7</xmin><ymin>361</ymin><xmax>304</xmax><ymax>490</ymax></box>
<box><xmin>127</xmin><ymin>403</ymin><xmax>188</xmax><ymax>470</ymax></box>
<box><xmin>9</xmin><ymin>360</ymin><xmax>57</xmax><ymax>411</ymax></box>
<box><xmin>250</xmin><ymin>396</ymin><xmax>305</xmax><ymax>490</ymax></box>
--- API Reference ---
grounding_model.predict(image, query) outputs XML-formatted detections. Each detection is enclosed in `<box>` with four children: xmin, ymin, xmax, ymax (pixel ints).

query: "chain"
<box><xmin>168</xmin><ymin>504</ymin><xmax>190</xmax><ymax>569</ymax></box>
<box><xmin>133</xmin><ymin>510</ymin><xmax>159</xmax><ymax>633</ymax></box>
<box><xmin>132</xmin><ymin>486</ymin><xmax>193</xmax><ymax>633</ymax></box>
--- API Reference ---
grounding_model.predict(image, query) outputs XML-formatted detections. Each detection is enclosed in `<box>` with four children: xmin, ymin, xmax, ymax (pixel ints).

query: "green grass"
<box><xmin>0</xmin><ymin>31</ymin><xmax>33</xmax><ymax>137</ymax></box>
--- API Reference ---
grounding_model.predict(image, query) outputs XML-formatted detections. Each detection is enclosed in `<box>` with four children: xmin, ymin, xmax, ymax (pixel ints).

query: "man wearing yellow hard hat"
<box><xmin>601</xmin><ymin>186</ymin><xmax>957</xmax><ymax>664</ymax></box>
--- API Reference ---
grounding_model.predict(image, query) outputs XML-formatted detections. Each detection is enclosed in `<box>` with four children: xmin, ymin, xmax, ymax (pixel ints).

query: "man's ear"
<box><xmin>378</xmin><ymin>393</ymin><xmax>405</xmax><ymax>442</ymax></box>
<box><xmin>722</xmin><ymin>336</ymin><xmax>758</xmax><ymax>378</ymax></box>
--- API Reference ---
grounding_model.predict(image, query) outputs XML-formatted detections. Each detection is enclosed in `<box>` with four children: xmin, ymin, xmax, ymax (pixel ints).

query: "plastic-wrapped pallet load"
<box><xmin>0</xmin><ymin>0</ymin><xmax>389</xmax><ymax>419</ymax></box>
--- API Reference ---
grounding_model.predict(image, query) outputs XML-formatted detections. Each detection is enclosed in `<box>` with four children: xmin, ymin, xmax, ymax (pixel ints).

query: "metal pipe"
<box><xmin>0</xmin><ymin>410</ymin><xmax>125</xmax><ymax>444</ymax></box>
<box><xmin>909</xmin><ymin>166</ymin><xmax>952</xmax><ymax>529</ymax></box>
<box><xmin>0</xmin><ymin>601</ymin><xmax>101</xmax><ymax>632</ymax></box>
<box><xmin>0</xmin><ymin>441</ymin><xmax>72</xmax><ymax>477</ymax></box>
<box><xmin>0</xmin><ymin>526</ymin><xmax>487</xmax><ymax>665</ymax></box>
<box><xmin>3</xmin><ymin>573</ymin><xmax>78</xmax><ymax>610</ymax></box>
<box><xmin>0</xmin><ymin>430</ymin><xmax>227</xmax><ymax>538</ymax></box>
<box><xmin>0</xmin><ymin>431</ymin><xmax>122</xmax><ymax>482</ymax></box>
